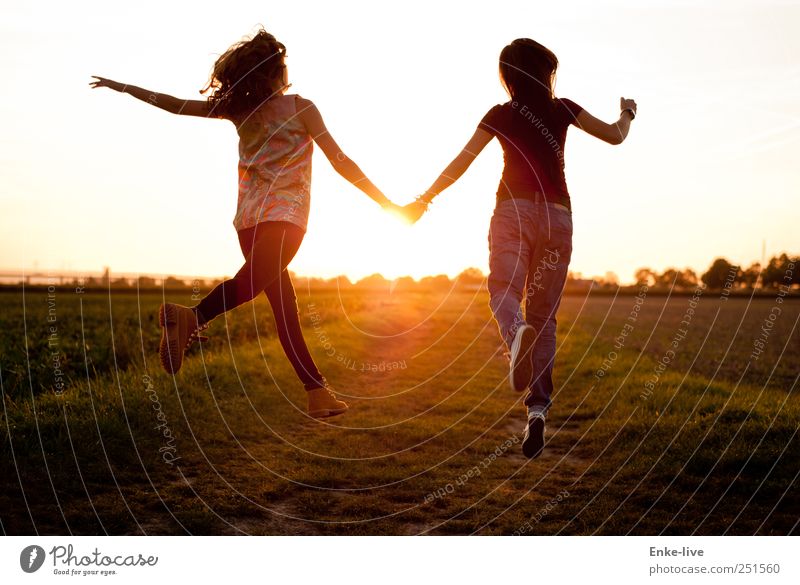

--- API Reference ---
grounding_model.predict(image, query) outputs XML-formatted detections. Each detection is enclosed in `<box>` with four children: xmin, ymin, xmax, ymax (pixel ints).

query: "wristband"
<box><xmin>420</xmin><ymin>192</ymin><xmax>437</xmax><ymax>205</ymax></box>
<box><xmin>622</xmin><ymin>108</ymin><xmax>636</xmax><ymax>120</ymax></box>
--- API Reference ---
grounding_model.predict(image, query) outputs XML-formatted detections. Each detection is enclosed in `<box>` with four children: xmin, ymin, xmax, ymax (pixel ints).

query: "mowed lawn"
<box><xmin>1</xmin><ymin>286</ymin><xmax>797</xmax><ymax>535</ymax></box>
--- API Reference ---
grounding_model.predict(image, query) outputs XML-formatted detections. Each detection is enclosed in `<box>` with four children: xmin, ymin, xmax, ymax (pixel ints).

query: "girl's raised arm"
<box><xmin>574</xmin><ymin>97</ymin><xmax>637</xmax><ymax>145</ymax></box>
<box><xmin>89</xmin><ymin>76</ymin><xmax>220</xmax><ymax>118</ymax></box>
<box><xmin>296</xmin><ymin>97</ymin><xmax>397</xmax><ymax>211</ymax></box>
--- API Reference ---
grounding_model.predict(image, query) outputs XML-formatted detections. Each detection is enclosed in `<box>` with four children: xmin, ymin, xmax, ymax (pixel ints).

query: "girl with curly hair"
<box><xmin>91</xmin><ymin>28</ymin><xmax>399</xmax><ymax>418</ymax></box>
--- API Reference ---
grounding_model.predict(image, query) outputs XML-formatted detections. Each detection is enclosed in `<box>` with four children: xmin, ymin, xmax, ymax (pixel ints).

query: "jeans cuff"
<box><xmin>527</xmin><ymin>403</ymin><xmax>549</xmax><ymax>418</ymax></box>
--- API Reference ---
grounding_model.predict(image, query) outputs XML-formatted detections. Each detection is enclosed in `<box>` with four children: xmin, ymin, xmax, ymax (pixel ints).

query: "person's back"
<box><xmin>480</xmin><ymin>97</ymin><xmax>583</xmax><ymax>209</ymax></box>
<box><xmin>403</xmin><ymin>37</ymin><xmax>637</xmax><ymax>459</ymax></box>
<box><xmin>234</xmin><ymin>94</ymin><xmax>314</xmax><ymax>231</ymax></box>
<box><xmin>91</xmin><ymin>27</ymin><xmax>401</xmax><ymax>418</ymax></box>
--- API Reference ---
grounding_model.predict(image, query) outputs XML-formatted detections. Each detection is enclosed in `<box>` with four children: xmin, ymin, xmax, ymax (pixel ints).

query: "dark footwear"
<box><xmin>522</xmin><ymin>412</ymin><xmax>546</xmax><ymax>459</ymax></box>
<box><xmin>307</xmin><ymin>386</ymin><xmax>349</xmax><ymax>418</ymax></box>
<box><xmin>509</xmin><ymin>324</ymin><xmax>537</xmax><ymax>392</ymax></box>
<box><xmin>158</xmin><ymin>303</ymin><xmax>208</xmax><ymax>374</ymax></box>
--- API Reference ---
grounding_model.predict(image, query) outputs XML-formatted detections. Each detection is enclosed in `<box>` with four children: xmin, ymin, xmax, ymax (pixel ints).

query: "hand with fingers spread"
<box><xmin>89</xmin><ymin>76</ymin><xmax>124</xmax><ymax>92</ymax></box>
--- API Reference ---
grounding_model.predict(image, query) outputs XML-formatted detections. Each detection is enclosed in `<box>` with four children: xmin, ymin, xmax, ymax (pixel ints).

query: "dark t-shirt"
<box><xmin>479</xmin><ymin>98</ymin><xmax>583</xmax><ymax>207</ymax></box>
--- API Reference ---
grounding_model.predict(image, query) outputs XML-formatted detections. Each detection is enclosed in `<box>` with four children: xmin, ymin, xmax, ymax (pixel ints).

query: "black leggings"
<box><xmin>194</xmin><ymin>221</ymin><xmax>325</xmax><ymax>389</ymax></box>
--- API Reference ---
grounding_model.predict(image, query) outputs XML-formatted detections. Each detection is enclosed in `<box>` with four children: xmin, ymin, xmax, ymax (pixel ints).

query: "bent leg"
<box><xmin>194</xmin><ymin>222</ymin><xmax>303</xmax><ymax>323</ymax></box>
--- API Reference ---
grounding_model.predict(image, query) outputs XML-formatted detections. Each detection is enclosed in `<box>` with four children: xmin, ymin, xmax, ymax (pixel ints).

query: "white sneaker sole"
<box><xmin>509</xmin><ymin>324</ymin><xmax>537</xmax><ymax>392</ymax></box>
<box><xmin>522</xmin><ymin>414</ymin><xmax>546</xmax><ymax>458</ymax></box>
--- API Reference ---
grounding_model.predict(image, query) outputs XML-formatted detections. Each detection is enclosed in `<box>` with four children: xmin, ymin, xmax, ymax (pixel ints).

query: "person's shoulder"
<box><xmin>556</xmin><ymin>97</ymin><xmax>583</xmax><ymax>114</ymax></box>
<box><xmin>491</xmin><ymin>101</ymin><xmax>514</xmax><ymax>113</ymax></box>
<box><xmin>478</xmin><ymin>103</ymin><xmax>500</xmax><ymax>131</ymax></box>
<box><xmin>287</xmin><ymin>95</ymin><xmax>317</xmax><ymax>131</ymax></box>
<box><xmin>481</xmin><ymin>102</ymin><xmax>510</xmax><ymax>121</ymax></box>
<box><xmin>291</xmin><ymin>94</ymin><xmax>315</xmax><ymax>110</ymax></box>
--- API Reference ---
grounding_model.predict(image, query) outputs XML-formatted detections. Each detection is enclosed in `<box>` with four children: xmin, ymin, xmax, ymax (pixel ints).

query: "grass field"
<box><xmin>1</xmin><ymin>285</ymin><xmax>798</xmax><ymax>535</ymax></box>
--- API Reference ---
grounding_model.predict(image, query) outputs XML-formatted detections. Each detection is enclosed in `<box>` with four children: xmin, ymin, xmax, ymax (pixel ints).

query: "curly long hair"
<box><xmin>201</xmin><ymin>28</ymin><xmax>287</xmax><ymax>120</ymax></box>
<box><xmin>499</xmin><ymin>38</ymin><xmax>558</xmax><ymax>111</ymax></box>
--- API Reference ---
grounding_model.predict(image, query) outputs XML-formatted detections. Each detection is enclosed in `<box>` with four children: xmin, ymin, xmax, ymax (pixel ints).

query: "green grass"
<box><xmin>1</xmin><ymin>287</ymin><xmax>797</xmax><ymax>535</ymax></box>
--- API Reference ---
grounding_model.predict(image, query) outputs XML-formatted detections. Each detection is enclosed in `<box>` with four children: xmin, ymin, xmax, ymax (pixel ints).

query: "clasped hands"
<box><xmin>383</xmin><ymin>196</ymin><xmax>432</xmax><ymax>225</ymax></box>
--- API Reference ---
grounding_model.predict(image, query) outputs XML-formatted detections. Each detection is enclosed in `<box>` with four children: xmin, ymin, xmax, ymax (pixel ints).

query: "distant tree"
<box><xmin>138</xmin><ymin>276</ymin><xmax>156</xmax><ymax>288</ymax></box>
<box><xmin>634</xmin><ymin>267</ymin><xmax>657</xmax><ymax>287</ymax></box>
<box><xmin>761</xmin><ymin>253</ymin><xmax>799</xmax><ymax>288</ymax></box>
<box><xmin>737</xmin><ymin>263</ymin><xmax>761</xmax><ymax>289</ymax></box>
<box><xmin>455</xmin><ymin>267</ymin><xmax>485</xmax><ymax>288</ymax></box>
<box><xmin>330</xmin><ymin>275</ymin><xmax>352</xmax><ymax>288</ymax></box>
<box><xmin>356</xmin><ymin>274</ymin><xmax>389</xmax><ymax>289</ymax></box>
<box><xmin>657</xmin><ymin>268</ymin><xmax>680</xmax><ymax>288</ymax></box>
<box><xmin>389</xmin><ymin>276</ymin><xmax>416</xmax><ymax>293</ymax></box>
<box><xmin>680</xmin><ymin>268</ymin><xmax>699</xmax><ymax>287</ymax></box>
<box><xmin>656</xmin><ymin>268</ymin><xmax>698</xmax><ymax>288</ymax></box>
<box><xmin>701</xmin><ymin>258</ymin><xmax>740</xmax><ymax>289</ymax></box>
<box><xmin>163</xmin><ymin>276</ymin><xmax>186</xmax><ymax>288</ymax></box>
<box><xmin>419</xmin><ymin>274</ymin><xmax>452</xmax><ymax>291</ymax></box>
<box><xmin>604</xmin><ymin>271</ymin><xmax>619</xmax><ymax>285</ymax></box>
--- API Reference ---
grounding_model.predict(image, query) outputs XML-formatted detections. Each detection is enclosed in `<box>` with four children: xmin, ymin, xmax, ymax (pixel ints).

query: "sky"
<box><xmin>0</xmin><ymin>0</ymin><xmax>798</xmax><ymax>283</ymax></box>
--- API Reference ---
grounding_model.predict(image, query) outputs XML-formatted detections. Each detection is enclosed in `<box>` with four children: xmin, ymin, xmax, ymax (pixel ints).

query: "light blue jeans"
<box><xmin>487</xmin><ymin>198</ymin><xmax>573</xmax><ymax>411</ymax></box>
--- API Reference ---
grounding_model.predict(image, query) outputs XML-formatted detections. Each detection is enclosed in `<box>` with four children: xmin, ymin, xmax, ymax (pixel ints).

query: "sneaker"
<box><xmin>522</xmin><ymin>411</ymin><xmax>546</xmax><ymax>459</ymax></box>
<box><xmin>509</xmin><ymin>324</ymin><xmax>537</xmax><ymax>392</ymax></box>
<box><xmin>158</xmin><ymin>303</ymin><xmax>208</xmax><ymax>374</ymax></box>
<box><xmin>307</xmin><ymin>386</ymin><xmax>349</xmax><ymax>418</ymax></box>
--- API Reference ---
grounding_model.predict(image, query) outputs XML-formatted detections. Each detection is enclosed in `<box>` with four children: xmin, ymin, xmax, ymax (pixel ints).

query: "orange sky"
<box><xmin>1</xmin><ymin>1</ymin><xmax>798</xmax><ymax>283</ymax></box>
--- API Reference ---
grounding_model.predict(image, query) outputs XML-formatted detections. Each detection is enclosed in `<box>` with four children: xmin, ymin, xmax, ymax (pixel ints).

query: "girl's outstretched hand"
<box><xmin>89</xmin><ymin>76</ymin><xmax>124</xmax><ymax>92</ymax></box>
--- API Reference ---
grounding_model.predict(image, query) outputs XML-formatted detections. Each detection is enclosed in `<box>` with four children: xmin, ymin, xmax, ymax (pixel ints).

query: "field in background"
<box><xmin>1</xmin><ymin>286</ymin><xmax>797</xmax><ymax>535</ymax></box>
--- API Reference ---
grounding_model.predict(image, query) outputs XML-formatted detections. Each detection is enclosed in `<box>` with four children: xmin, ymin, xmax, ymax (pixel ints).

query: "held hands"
<box><xmin>381</xmin><ymin>201</ymin><xmax>405</xmax><ymax>216</ymax></box>
<box><xmin>400</xmin><ymin>199</ymin><xmax>429</xmax><ymax>224</ymax></box>
<box><xmin>89</xmin><ymin>76</ymin><xmax>124</xmax><ymax>92</ymax></box>
<box><xmin>380</xmin><ymin>197</ymin><xmax>430</xmax><ymax>225</ymax></box>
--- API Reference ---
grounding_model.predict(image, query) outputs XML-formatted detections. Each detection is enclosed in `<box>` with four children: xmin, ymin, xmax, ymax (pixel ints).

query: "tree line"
<box><xmin>633</xmin><ymin>253</ymin><xmax>798</xmax><ymax>290</ymax></box>
<box><xmin>6</xmin><ymin>254</ymin><xmax>797</xmax><ymax>293</ymax></box>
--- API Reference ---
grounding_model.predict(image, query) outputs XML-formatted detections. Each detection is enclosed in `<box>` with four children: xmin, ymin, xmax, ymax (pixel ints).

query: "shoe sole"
<box><xmin>158</xmin><ymin>303</ymin><xmax>182</xmax><ymax>375</ymax></box>
<box><xmin>522</xmin><ymin>417</ymin><xmax>545</xmax><ymax>459</ymax></box>
<box><xmin>509</xmin><ymin>325</ymin><xmax>537</xmax><ymax>392</ymax></box>
<box><xmin>309</xmin><ymin>406</ymin><xmax>348</xmax><ymax>419</ymax></box>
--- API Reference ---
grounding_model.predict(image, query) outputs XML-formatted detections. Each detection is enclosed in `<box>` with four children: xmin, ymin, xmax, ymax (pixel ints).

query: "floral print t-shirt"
<box><xmin>232</xmin><ymin>94</ymin><xmax>313</xmax><ymax>231</ymax></box>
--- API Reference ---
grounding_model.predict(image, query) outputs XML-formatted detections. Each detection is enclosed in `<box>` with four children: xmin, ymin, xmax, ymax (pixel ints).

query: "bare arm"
<box><xmin>420</xmin><ymin>128</ymin><xmax>493</xmax><ymax>202</ymax></box>
<box><xmin>574</xmin><ymin>97</ymin><xmax>637</xmax><ymax>145</ymax></box>
<box><xmin>89</xmin><ymin>76</ymin><xmax>219</xmax><ymax>118</ymax></box>
<box><xmin>296</xmin><ymin>98</ymin><xmax>394</xmax><ymax>209</ymax></box>
<box><xmin>400</xmin><ymin>128</ymin><xmax>493</xmax><ymax>223</ymax></box>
